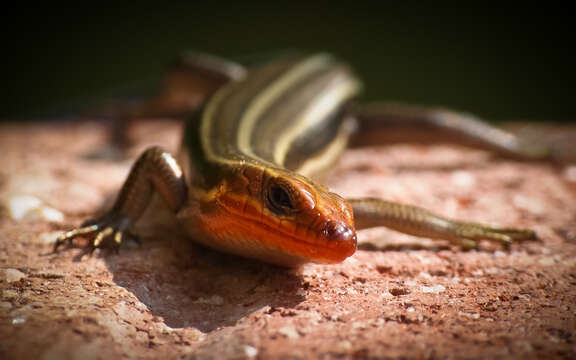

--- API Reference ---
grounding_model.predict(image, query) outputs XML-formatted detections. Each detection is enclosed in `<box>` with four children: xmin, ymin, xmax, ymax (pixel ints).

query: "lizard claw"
<box><xmin>454</xmin><ymin>223</ymin><xmax>538</xmax><ymax>250</ymax></box>
<box><xmin>53</xmin><ymin>213</ymin><xmax>135</xmax><ymax>254</ymax></box>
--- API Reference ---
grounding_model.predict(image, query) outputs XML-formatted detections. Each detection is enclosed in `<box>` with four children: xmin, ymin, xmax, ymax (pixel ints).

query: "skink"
<box><xmin>55</xmin><ymin>52</ymin><xmax>546</xmax><ymax>266</ymax></box>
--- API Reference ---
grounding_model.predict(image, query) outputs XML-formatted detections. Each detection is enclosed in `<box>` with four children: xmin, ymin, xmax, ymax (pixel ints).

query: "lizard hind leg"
<box><xmin>348</xmin><ymin>102</ymin><xmax>551</xmax><ymax>161</ymax></box>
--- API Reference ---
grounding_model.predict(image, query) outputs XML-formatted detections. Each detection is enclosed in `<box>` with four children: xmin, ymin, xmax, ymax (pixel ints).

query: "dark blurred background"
<box><xmin>3</xmin><ymin>5</ymin><xmax>574</xmax><ymax>123</ymax></box>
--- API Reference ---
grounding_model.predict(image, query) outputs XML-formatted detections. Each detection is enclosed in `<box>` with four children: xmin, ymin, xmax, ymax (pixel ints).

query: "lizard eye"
<box><xmin>267</xmin><ymin>184</ymin><xmax>295</xmax><ymax>215</ymax></box>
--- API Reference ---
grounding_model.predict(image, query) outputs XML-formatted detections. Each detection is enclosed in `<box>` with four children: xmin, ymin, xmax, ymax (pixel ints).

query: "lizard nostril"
<box><xmin>322</xmin><ymin>220</ymin><xmax>357</xmax><ymax>244</ymax></box>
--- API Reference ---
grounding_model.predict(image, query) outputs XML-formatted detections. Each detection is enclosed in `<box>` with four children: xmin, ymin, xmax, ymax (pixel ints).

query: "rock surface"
<box><xmin>1</xmin><ymin>119</ymin><xmax>575</xmax><ymax>359</ymax></box>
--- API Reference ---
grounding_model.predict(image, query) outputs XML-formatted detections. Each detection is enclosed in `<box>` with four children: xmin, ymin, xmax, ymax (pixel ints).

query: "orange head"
<box><xmin>192</xmin><ymin>163</ymin><xmax>357</xmax><ymax>266</ymax></box>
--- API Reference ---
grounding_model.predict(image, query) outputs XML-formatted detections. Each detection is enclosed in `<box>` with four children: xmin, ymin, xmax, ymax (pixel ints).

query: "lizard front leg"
<box><xmin>344</xmin><ymin>102</ymin><xmax>544</xmax><ymax>248</ymax></box>
<box><xmin>348</xmin><ymin>198</ymin><xmax>537</xmax><ymax>249</ymax></box>
<box><xmin>54</xmin><ymin>146</ymin><xmax>188</xmax><ymax>252</ymax></box>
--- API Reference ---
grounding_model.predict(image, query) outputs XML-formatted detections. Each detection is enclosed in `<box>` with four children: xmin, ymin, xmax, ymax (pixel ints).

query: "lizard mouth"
<box><xmin>218</xmin><ymin>200</ymin><xmax>357</xmax><ymax>264</ymax></box>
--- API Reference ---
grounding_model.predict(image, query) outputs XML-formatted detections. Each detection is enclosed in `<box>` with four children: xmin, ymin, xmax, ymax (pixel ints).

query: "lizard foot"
<box><xmin>453</xmin><ymin>223</ymin><xmax>539</xmax><ymax>250</ymax></box>
<box><xmin>53</xmin><ymin>213</ymin><xmax>136</xmax><ymax>254</ymax></box>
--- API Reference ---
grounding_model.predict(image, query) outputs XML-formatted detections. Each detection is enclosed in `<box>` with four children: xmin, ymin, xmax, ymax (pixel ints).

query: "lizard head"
<box><xmin>194</xmin><ymin>164</ymin><xmax>357</xmax><ymax>266</ymax></box>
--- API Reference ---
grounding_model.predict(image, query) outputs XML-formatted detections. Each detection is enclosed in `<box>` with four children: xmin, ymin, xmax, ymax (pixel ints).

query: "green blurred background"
<box><xmin>4</xmin><ymin>5</ymin><xmax>574</xmax><ymax>123</ymax></box>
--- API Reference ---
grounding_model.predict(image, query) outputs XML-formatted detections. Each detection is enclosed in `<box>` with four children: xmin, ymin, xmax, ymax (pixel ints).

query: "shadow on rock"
<box><xmin>102</xmin><ymin>230</ymin><xmax>305</xmax><ymax>333</ymax></box>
